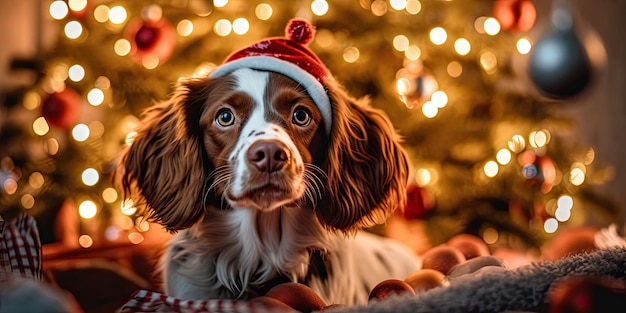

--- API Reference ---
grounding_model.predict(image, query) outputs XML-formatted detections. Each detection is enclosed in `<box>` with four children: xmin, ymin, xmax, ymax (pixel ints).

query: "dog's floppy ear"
<box><xmin>117</xmin><ymin>77</ymin><xmax>213</xmax><ymax>232</ymax></box>
<box><xmin>318</xmin><ymin>85</ymin><xmax>409</xmax><ymax>231</ymax></box>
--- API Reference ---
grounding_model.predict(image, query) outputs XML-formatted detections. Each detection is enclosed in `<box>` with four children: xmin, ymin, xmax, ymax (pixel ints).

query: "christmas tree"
<box><xmin>0</xmin><ymin>0</ymin><xmax>617</xmax><ymax>253</ymax></box>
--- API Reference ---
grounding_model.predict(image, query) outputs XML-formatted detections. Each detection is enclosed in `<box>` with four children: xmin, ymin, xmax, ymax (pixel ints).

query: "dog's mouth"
<box><xmin>226</xmin><ymin>182</ymin><xmax>300</xmax><ymax>211</ymax></box>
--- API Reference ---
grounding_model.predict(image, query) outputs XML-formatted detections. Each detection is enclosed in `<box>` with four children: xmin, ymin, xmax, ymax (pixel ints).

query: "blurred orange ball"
<box><xmin>542</xmin><ymin>227</ymin><xmax>598</xmax><ymax>261</ymax></box>
<box><xmin>493</xmin><ymin>0</ymin><xmax>536</xmax><ymax>32</ymax></box>
<box><xmin>368</xmin><ymin>279</ymin><xmax>416</xmax><ymax>302</ymax></box>
<box><xmin>247</xmin><ymin>296</ymin><xmax>297</xmax><ymax>312</ymax></box>
<box><xmin>421</xmin><ymin>246</ymin><xmax>466</xmax><ymax>275</ymax></box>
<box><xmin>446</xmin><ymin>234</ymin><xmax>490</xmax><ymax>260</ymax></box>
<box><xmin>265</xmin><ymin>282</ymin><xmax>326</xmax><ymax>313</ymax></box>
<box><xmin>404</xmin><ymin>269</ymin><xmax>447</xmax><ymax>293</ymax></box>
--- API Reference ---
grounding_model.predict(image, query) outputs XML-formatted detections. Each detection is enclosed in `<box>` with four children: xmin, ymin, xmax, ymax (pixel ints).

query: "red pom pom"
<box><xmin>285</xmin><ymin>19</ymin><xmax>315</xmax><ymax>45</ymax></box>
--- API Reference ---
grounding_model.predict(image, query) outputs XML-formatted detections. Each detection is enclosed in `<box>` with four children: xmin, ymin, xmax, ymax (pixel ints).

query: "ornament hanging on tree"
<box><xmin>124</xmin><ymin>17</ymin><xmax>176</xmax><ymax>65</ymax></box>
<box><xmin>528</xmin><ymin>5</ymin><xmax>592</xmax><ymax>99</ymax></box>
<box><xmin>519</xmin><ymin>151</ymin><xmax>556</xmax><ymax>193</ymax></box>
<box><xmin>402</xmin><ymin>183</ymin><xmax>435</xmax><ymax>219</ymax></box>
<box><xmin>395</xmin><ymin>61</ymin><xmax>437</xmax><ymax>109</ymax></box>
<box><xmin>493</xmin><ymin>0</ymin><xmax>537</xmax><ymax>32</ymax></box>
<box><xmin>41</xmin><ymin>88</ymin><xmax>82</xmax><ymax>129</ymax></box>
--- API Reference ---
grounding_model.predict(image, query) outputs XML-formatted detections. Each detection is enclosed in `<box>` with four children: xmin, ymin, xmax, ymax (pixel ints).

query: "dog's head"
<box><xmin>117</xmin><ymin>19</ymin><xmax>408</xmax><ymax>232</ymax></box>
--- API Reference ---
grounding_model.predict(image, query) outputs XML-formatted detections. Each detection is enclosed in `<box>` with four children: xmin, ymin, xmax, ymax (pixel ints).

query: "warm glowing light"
<box><xmin>29</xmin><ymin>172</ymin><xmax>45</xmax><ymax>189</ymax></box>
<box><xmin>390</xmin><ymin>0</ymin><xmax>407</xmax><ymax>10</ymax></box>
<box><xmin>480</xmin><ymin>51</ymin><xmax>498</xmax><ymax>73</ymax></box>
<box><xmin>108</xmin><ymin>6</ymin><xmax>127</xmax><ymax>24</ymax></box>
<box><xmin>44</xmin><ymin>138</ymin><xmax>60</xmax><ymax>155</ymax></box>
<box><xmin>255</xmin><ymin>3</ymin><xmax>273</xmax><ymax>20</ymax></box>
<box><xmin>113</xmin><ymin>216</ymin><xmax>134</xmax><ymax>230</ymax></box>
<box><xmin>68</xmin><ymin>0</ymin><xmax>87</xmax><ymax>12</ymax></box>
<box><xmin>144</xmin><ymin>5</ymin><xmax>163</xmax><ymax>21</ymax></box>
<box><xmin>102</xmin><ymin>188</ymin><xmax>118</xmax><ymax>203</ymax></box>
<box><xmin>508</xmin><ymin>134</ymin><xmax>526</xmax><ymax>153</ymax></box>
<box><xmin>142</xmin><ymin>55</ymin><xmax>160</xmax><ymax>69</ymax></box>
<box><xmin>214</xmin><ymin>19</ymin><xmax>232</xmax><ymax>36</ymax></box>
<box><xmin>3</xmin><ymin>178</ymin><xmax>17</xmax><ymax>195</ymax></box>
<box><xmin>79</xmin><ymin>235</ymin><xmax>93</xmax><ymax>248</ymax></box>
<box><xmin>555</xmin><ymin>206</ymin><xmax>571</xmax><ymax>222</ymax></box>
<box><xmin>371</xmin><ymin>0</ymin><xmax>388</xmax><ymax>16</ymax></box>
<box><xmin>89</xmin><ymin>121</ymin><xmax>105</xmax><ymax>138</ymax></box>
<box><xmin>404</xmin><ymin>45</ymin><xmax>421</xmax><ymax>60</ymax></box>
<box><xmin>50</xmin><ymin>1</ymin><xmax>69</xmax><ymax>20</ymax></box>
<box><xmin>496</xmin><ymin>149</ymin><xmax>512</xmax><ymax>165</ymax></box>
<box><xmin>557</xmin><ymin>195</ymin><xmax>574</xmax><ymax>211</ymax></box>
<box><xmin>23</xmin><ymin>91</ymin><xmax>41</xmax><ymax>110</ymax></box>
<box><xmin>484</xmin><ymin>17</ymin><xmax>501</xmax><ymax>36</ymax></box>
<box><xmin>81</xmin><ymin>168</ymin><xmax>99</xmax><ymax>186</ymax></box>
<box><xmin>114</xmin><ymin>39</ymin><xmax>131</xmax><ymax>56</ymax></box>
<box><xmin>72</xmin><ymin>124</ymin><xmax>90</xmax><ymax>141</ymax></box>
<box><xmin>544</xmin><ymin>218</ymin><xmax>558</xmax><ymax>233</ymax></box>
<box><xmin>95</xmin><ymin>76</ymin><xmax>111</xmax><ymax>89</ymax></box>
<box><xmin>232</xmin><ymin>18</ymin><xmax>249</xmax><ymax>35</ymax></box>
<box><xmin>135</xmin><ymin>217</ymin><xmax>150</xmax><ymax>232</ymax></box>
<box><xmin>121</xmin><ymin>199</ymin><xmax>137</xmax><ymax>215</ymax></box>
<box><xmin>125</xmin><ymin>130</ymin><xmax>137</xmax><ymax>146</ymax></box>
<box><xmin>128</xmin><ymin>232</ymin><xmax>145</xmax><ymax>244</ymax></box>
<box><xmin>482</xmin><ymin>227</ymin><xmax>498</xmax><ymax>244</ymax></box>
<box><xmin>454</xmin><ymin>38</ymin><xmax>471</xmax><ymax>55</ymax></box>
<box><xmin>94</xmin><ymin>5</ymin><xmax>110</xmax><ymax>23</ymax></box>
<box><xmin>415</xmin><ymin>168</ymin><xmax>432</xmax><ymax>186</ymax></box>
<box><xmin>396</xmin><ymin>78</ymin><xmax>410</xmax><ymax>96</ymax></box>
<box><xmin>405</xmin><ymin>0</ymin><xmax>421</xmax><ymax>14</ymax></box>
<box><xmin>447</xmin><ymin>61</ymin><xmax>462</xmax><ymax>78</ymax></box>
<box><xmin>584</xmin><ymin>148</ymin><xmax>596</xmax><ymax>165</ymax></box>
<box><xmin>311</xmin><ymin>0</ymin><xmax>329</xmax><ymax>16</ymax></box>
<box><xmin>33</xmin><ymin>117</ymin><xmax>50</xmax><ymax>136</ymax></box>
<box><xmin>68</xmin><ymin>64</ymin><xmax>85</xmax><ymax>82</ymax></box>
<box><xmin>484</xmin><ymin>161</ymin><xmax>499</xmax><ymax>177</ymax></box>
<box><xmin>79</xmin><ymin>200</ymin><xmax>97</xmax><ymax>219</ymax></box>
<box><xmin>64</xmin><ymin>21</ymin><xmax>83</xmax><ymax>39</ymax></box>
<box><xmin>177</xmin><ymin>19</ymin><xmax>194</xmax><ymax>36</ymax></box>
<box><xmin>529</xmin><ymin>129</ymin><xmax>549</xmax><ymax>148</ymax></box>
<box><xmin>422</xmin><ymin>101</ymin><xmax>438</xmax><ymax>118</ymax></box>
<box><xmin>474</xmin><ymin>16</ymin><xmax>487</xmax><ymax>34</ymax></box>
<box><xmin>214</xmin><ymin>0</ymin><xmax>228</xmax><ymax>7</ymax></box>
<box><xmin>87</xmin><ymin>88</ymin><xmax>104</xmax><ymax>106</ymax></box>
<box><xmin>516</xmin><ymin>37</ymin><xmax>532</xmax><ymax>55</ymax></box>
<box><xmin>21</xmin><ymin>194</ymin><xmax>35</xmax><ymax>209</ymax></box>
<box><xmin>570</xmin><ymin>167</ymin><xmax>586</xmax><ymax>186</ymax></box>
<box><xmin>343</xmin><ymin>47</ymin><xmax>360</xmax><ymax>63</ymax></box>
<box><xmin>431</xmin><ymin>91</ymin><xmax>448</xmax><ymax>108</ymax></box>
<box><xmin>393</xmin><ymin>35</ymin><xmax>409</xmax><ymax>51</ymax></box>
<box><xmin>429</xmin><ymin>27</ymin><xmax>447</xmax><ymax>45</ymax></box>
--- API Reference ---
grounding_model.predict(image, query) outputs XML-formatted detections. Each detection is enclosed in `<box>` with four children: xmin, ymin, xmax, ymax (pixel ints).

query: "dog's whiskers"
<box><xmin>203</xmin><ymin>165</ymin><xmax>232</xmax><ymax>208</ymax></box>
<box><xmin>303</xmin><ymin>163</ymin><xmax>326</xmax><ymax>207</ymax></box>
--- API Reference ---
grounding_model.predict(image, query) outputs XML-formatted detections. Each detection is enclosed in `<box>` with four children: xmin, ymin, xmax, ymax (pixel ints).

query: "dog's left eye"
<box><xmin>292</xmin><ymin>108</ymin><xmax>311</xmax><ymax>126</ymax></box>
<box><xmin>216</xmin><ymin>108</ymin><xmax>235</xmax><ymax>127</ymax></box>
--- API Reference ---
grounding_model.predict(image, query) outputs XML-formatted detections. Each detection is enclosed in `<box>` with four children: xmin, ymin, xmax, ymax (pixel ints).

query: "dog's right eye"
<box><xmin>215</xmin><ymin>108</ymin><xmax>235</xmax><ymax>127</ymax></box>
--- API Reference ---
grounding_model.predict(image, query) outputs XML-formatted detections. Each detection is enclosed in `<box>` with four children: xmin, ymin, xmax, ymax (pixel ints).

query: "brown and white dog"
<box><xmin>117</xmin><ymin>19</ymin><xmax>420</xmax><ymax>305</ymax></box>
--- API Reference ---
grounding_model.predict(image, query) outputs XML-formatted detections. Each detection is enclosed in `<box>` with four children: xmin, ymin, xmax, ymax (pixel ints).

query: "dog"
<box><xmin>117</xmin><ymin>19</ymin><xmax>421</xmax><ymax>305</ymax></box>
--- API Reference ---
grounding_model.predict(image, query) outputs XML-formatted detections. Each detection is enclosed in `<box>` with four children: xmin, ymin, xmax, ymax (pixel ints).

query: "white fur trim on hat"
<box><xmin>209</xmin><ymin>56</ymin><xmax>332</xmax><ymax>135</ymax></box>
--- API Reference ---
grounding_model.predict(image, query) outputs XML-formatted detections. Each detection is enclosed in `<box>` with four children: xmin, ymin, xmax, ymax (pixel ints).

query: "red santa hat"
<box><xmin>210</xmin><ymin>19</ymin><xmax>333</xmax><ymax>134</ymax></box>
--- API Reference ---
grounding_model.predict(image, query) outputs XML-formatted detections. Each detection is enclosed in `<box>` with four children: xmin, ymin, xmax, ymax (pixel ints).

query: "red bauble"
<box><xmin>446</xmin><ymin>234</ymin><xmax>490</xmax><ymax>260</ymax></box>
<box><xmin>493</xmin><ymin>0</ymin><xmax>537</xmax><ymax>32</ymax></box>
<box><xmin>41</xmin><ymin>88</ymin><xmax>82</xmax><ymax>129</ymax></box>
<box><xmin>265</xmin><ymin>282</ymin><xmax>326</xmax><ymax>313</ymax></box>
<box><xmin>404</xmin><ymin>269</ymin><xmax>446</xmax><ymax>293</ymax></box>
<box><xmin>125</xmin><ymin>17</ymin><xmax>176</xmax><ymax>64</ymax></box>
<box><xmin>368</xmin><ymin>279</ymin><xmax>416</xmax><ymax>302</ymax></box>
<box><xmin>402</xmin><ymin>184</ymin><xmax>434</xmax><ymax>220</ymax></box>
<box><xmin>421</xmin><ymin>246</ymin><xmax>466</xmax><ymax>275</ymax></box>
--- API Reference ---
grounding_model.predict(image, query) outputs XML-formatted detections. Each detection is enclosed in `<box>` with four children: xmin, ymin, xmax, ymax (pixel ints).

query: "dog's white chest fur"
<box><xmin>164</xmin><ymin>209</ymin><xmax>421</xmax><ymax>305</ymax></box>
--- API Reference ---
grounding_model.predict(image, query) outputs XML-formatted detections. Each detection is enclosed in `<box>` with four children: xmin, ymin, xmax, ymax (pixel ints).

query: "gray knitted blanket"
<box><xmin>330</xmin><ymin>247</ymin><xmax>626</xmax><ymax>313</ymax></box>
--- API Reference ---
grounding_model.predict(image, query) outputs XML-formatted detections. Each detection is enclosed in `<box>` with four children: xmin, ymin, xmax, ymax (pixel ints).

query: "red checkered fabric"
<box><xmin>119</xmin><ymin>290</ymin><xmax>297</xmax><ymax>313</ymax></box>
<box><xmin>0</xmin><ymin>213</ymin><xmax>42</xmax><ymax>281</ymax></box>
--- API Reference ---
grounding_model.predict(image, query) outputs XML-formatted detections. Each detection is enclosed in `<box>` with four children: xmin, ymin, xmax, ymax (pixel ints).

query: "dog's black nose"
<box><xmin>247</xmin><ymin>140</ymin><xmax>290</xmax><ymax>172</ymax></box>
